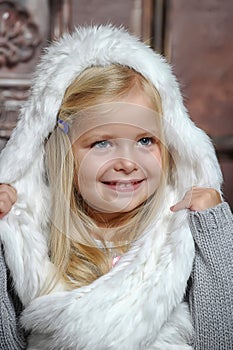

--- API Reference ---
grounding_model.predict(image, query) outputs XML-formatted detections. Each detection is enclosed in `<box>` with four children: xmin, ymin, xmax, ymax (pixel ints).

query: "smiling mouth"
<box><xmin>102</xmin><ymin>180</ymin><xmax>144</xmax><ymax>192</ymax></box>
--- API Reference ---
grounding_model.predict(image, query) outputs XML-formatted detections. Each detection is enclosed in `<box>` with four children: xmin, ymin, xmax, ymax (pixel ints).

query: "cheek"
<box><xmin>140</xmin><ymin>149</ymin><xmax>163</xmax><ymax>194</ymax></box>
<box><xmin>140</xmin><ymin>147</ymin><xmax>162</xmax><ymax>172</ymax></box>
<box><xmin>153</xmin><ymin>144</ymin><xmax>163</xmax><ymax>166</ymax></box>
<box><xmin>75</xmin><ymin>152</ymin><xmax>108</xmax><ymax>193</ymax></box>
<box><xmin>75</xmin><ymin>148</ymin><xmax>115</xmax><ymax>180</ymax></box>
<box><xmin>151</xmin><ymin>145</ymin><xmax>163</xmax><ymax>175</ymax></box>
<box><xmin>77</xmin><ymin>159</ymin><xmax>96</xmax><ymax>185</ymax></box>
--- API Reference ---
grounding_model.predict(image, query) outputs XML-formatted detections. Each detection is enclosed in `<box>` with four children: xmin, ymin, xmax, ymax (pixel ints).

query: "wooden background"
<box><xmin>0</xmin><ymin>0</ymin><xmax>232</xmax><ymax>207</ymax></box>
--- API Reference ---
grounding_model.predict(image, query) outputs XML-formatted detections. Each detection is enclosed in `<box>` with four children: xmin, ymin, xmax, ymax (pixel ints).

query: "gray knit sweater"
<box><xmin>0</xmin><ymin>202</ymin><xmax>232</xmax><ymax>349</ymax></box>
<box><xmin>0</xmin><ymin>245</ymin><xmax>26</xmax><ymax>350</ymax></box>
<box><xmin>189</xmin><ymin>202</ymin><xmax>233</xmax><ymax>349</ymax></box>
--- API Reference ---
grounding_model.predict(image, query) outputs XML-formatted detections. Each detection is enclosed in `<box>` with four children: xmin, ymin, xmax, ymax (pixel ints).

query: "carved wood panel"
<box><xmin>0</xmin><ymin>0</ymin><xmax>72</xmax><ymax>148</ymax></box>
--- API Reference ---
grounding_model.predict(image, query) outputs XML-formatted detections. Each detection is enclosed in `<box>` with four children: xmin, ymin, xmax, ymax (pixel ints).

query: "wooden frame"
<box><xmin>0</xmin><ymin>0</ymin><xmax>72</xmax><ymax>143</ymax></box>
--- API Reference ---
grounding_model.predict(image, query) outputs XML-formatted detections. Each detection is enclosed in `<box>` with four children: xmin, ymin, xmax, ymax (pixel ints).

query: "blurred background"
<box><xmin>0</xmin><ymin>0</ymin><xmax>232</xmax><ymax>207</ymax></box>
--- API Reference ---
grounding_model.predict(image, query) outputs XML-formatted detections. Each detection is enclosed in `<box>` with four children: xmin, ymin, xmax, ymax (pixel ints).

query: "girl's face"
<box><xmin>72</xmin><ymin>91</ymin><xmax>162</xmax><ymax>223</ymax></box>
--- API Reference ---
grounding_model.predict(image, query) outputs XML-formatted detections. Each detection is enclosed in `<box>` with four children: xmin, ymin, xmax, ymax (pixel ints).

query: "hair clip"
<box><xmin>57</xmin><ymin>119</ymin><xmax>69</xmax><ymax>134</ymax></box>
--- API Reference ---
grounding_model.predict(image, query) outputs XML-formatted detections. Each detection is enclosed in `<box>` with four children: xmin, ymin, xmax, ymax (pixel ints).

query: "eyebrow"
<box><xmin>135</xmin><ymin>130</ymin><xmax>159</xmax><ymax>138</ymax></box>
<box><xmin>78</xmin><ymin>129</ymin><xmax>160</xmax><ymax>144</ymax></box>
<box><xmin>80</xmin><ymin>133</ymin><xmax>113</xmax><ymax>142</ymax></box>
<box><xmin>74</xmin><ymin>133</ymin><xmax>112</xmax><ymax>147</ymax></box>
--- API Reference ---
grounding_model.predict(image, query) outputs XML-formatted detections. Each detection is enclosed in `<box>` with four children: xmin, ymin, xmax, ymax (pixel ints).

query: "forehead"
<box><xmin>70</xmin><ymin>102</ymin><xmax>161</xmax><ymax>140</ymax></box>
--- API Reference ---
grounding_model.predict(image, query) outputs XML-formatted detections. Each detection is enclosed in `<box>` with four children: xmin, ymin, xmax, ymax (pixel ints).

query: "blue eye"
<box><xmin>138</xmin><ymin>137</ymin><xmax>153</xmax><ymax>146</ymax></box>
<box><xmin>92</xmin><ymin>140</ymin><xmax>111</xmax><ymax>149</ymax></box>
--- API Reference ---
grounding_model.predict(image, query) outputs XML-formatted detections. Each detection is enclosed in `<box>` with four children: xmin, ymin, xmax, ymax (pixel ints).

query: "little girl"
<box><xmin>0</xmin><ymin>25</ymin><xmax>232</xmax><ymax>350</ymax></box>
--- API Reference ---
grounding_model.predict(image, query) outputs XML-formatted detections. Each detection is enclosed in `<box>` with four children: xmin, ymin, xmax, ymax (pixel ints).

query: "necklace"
<box><xmin>94</xmin><ymin>238</ymin><xmax>126</xmax><ymax>268</ymax></box>
<box><xmin>111</xmin><ymin>255</ymin><xmax>121</xmax><ymax>267</ymax></box>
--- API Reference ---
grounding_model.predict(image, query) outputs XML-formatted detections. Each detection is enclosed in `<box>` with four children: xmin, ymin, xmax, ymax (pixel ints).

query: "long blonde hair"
<box><xmin>45</xmin><ymin>65</ymin><xmax>169</xmax><ymax>291</ymax></box>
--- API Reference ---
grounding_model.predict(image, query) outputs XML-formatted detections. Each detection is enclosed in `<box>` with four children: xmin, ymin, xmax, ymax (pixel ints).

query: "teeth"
<box><xmin>116</xmin><ymin>183</ymin><xmax>132</xmax><ymax>188</ymax></box>
<box><xmin>104</xmin><ymin>180</ymin><xmax>142</xmax><ymax>188</ymax></box>
<box><xmin>106</xmin><ymin>181</ymin><xmax>140</xmax><ymax>187</ymax></box>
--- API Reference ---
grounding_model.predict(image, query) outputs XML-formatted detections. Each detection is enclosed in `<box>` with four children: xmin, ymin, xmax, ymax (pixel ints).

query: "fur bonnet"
<box><xmin>0</xmin><ymin>25</ymin><xmax>223</xmax><ymax>349</ymax></box>
<box><xmin>0</xmin><ymin>24</ymin><xmax>222</xmax><ymax>193</ymax></box>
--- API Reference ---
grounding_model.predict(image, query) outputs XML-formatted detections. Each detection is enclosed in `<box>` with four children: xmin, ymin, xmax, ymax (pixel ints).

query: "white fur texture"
<box><xmin>0</xmin><ymin>25</ymin><xmax>222</xmax><ymax>349</ymax></box>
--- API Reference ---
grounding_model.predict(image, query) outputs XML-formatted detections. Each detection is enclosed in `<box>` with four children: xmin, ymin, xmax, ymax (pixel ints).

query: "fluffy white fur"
<box><xmin>0</xmin><ymin>25</ymin><xmax>222</xmax><ymax>349</ymax></box>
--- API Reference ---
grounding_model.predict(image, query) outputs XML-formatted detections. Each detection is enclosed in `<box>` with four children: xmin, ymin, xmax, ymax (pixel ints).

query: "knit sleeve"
<box><xmin>0</xmin><ymin>244</ymin><xmax>27</xmax><ymax>350</ymax></box>
<box><xmin>188</xmin><ymin>202</ymin><xmax>233</xmax><ymax>350</ymax></box>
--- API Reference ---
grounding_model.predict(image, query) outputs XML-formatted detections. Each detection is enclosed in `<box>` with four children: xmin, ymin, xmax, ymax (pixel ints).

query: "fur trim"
<box><xmin>21</xmin><ymin>209</ymin><xmax>194</xmax><ymax>350</ymax></box>
<box><xmin>0</xmin><ymin>25</ymin><xmax>222</xmax><ymax>348</ymax></box>
<box><xmin>0</xmin><ymin>25</ymin><xmax>222</xmax><ymax>188</ymax></box>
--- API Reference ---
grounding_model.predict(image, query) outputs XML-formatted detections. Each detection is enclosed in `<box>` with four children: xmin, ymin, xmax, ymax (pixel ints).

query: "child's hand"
<box><xmin>0</xmin><ymin>184</ymin><xmax>17</xmax><ymax>219</ymax></box>
<box><xmin>170</xmin><ymin>187</ymin><xmax>222</xmax><ymax>212</ymax></box>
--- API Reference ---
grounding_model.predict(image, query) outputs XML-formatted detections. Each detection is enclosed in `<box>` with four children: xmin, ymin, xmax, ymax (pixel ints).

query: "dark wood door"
<box><xmin>165</xmin><ymin>0</ymin><xmax>233</xmax><ymax>207</ymax></box>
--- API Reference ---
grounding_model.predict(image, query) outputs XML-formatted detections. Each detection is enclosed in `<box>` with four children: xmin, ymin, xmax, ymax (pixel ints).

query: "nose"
<box><xmin>113</xmin><ymin>157</ymin><xmax>138</xmax><ymax>174</ymax></box>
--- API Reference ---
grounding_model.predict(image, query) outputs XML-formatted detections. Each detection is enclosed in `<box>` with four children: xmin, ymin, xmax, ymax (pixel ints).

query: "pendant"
<box><xmin>112</xmin><ymin>255</ymin><xmax>121</xmax><ymax>267</ymax></box>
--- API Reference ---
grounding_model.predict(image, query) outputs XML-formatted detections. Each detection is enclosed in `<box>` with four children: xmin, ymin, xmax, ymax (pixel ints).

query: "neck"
<box><xmin>84</xmin><ymin>204</ymin><xmax>139</xmax><ymax>228</ymax></box>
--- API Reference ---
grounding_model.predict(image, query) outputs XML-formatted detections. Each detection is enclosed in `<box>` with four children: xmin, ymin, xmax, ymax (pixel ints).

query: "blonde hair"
<box><xmin>45</xmin><ymin>65</ymin><xmax>169</xmax><ymax>291</ymax></box>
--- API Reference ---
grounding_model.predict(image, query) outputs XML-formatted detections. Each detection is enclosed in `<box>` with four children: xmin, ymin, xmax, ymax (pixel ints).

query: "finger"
<box><xmin>0</xmin><ymin>199</ymin><xmax>13</xmax><ymax>214</ymax></box>
<box><xmin>170</xmin><ymin>190</ymin><xmax>193</xmax><ymax>212</ymax></box>
<box><xmin>170</xmin><ymin>187</ymin><xmax>222</xmax><ymax>213</ymax></box>
<box><xmin>0</xmin><ymin>212</ymin><xmax>6</xmax><ymax>219</ymax></box>
<box><xmin>0</xmin><ymin>185</ymin><xmax>17</xmax><ymax>205</ymax></box>
<box><xmin>170</xmin><ymin>200</ymin><xmax>188</xmax><ymax>212</ymax></box>
<box><xmin>0</xmin><ymin>192</ymin><xmax>14</xmax><ymax>207</ymax></box>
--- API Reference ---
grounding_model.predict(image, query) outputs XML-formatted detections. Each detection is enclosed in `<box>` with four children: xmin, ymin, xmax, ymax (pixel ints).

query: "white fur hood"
<box><xmin>0</xmin><ymin>25</ymin><xmax>222</xmax><ymax>349</ymax></box>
